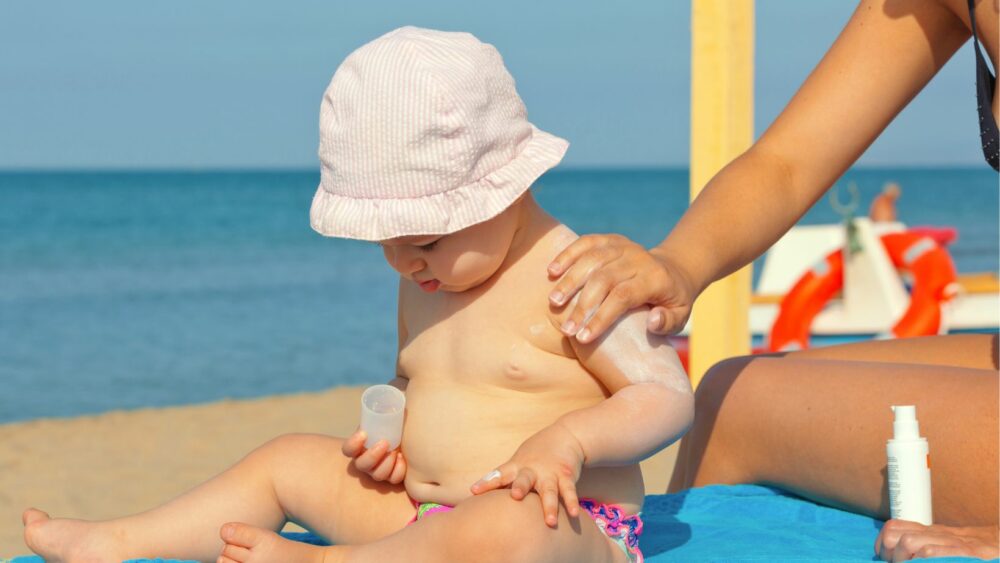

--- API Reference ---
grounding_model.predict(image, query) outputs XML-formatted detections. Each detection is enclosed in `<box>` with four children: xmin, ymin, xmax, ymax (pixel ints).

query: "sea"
<box><xmin>1</xmin><ymin>168</ymin><xmax>997</xmax><ymax>423</ymax></box>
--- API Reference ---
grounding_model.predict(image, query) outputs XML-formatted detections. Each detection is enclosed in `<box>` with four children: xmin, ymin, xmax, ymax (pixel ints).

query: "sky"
<box><xmin>0</xmin><ymin>1</ymin><xmax>986</xmax><ymax>170</ymax></box>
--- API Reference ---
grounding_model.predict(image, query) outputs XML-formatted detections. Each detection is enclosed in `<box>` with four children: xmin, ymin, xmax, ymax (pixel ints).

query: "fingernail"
<box><xmin>548</xmin><ymin>263</ymin><xmax>561</xmax><ymax>275</ymax></box>
<box><xmin>648</xmin><ymin>311</ymin><xmax>662</xmax><ymax>329</ymax></box>
<box><xmin>577</xmin><ymin>328</ymin><xmax>591</xmax><ymax>342</ymax></box>
<box><xmin>549</xmin><ymin>291</ymin><xmax>564</xmax><ymax>305</ymax></box>
<box><xmin>221</xmin><ymin>524</ymin><xmax>233</xmax><ymax>540</ymax></box>
<box><xmin>561</xmin><ymin>320</ymin><xmax>576</xmax><ymax>334</ymax></box>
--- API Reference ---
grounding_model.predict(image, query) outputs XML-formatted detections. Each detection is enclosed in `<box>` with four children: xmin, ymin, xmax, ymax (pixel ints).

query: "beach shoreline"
<box><xmin>0</xmin><ymin>386</ymin><xmax>678</xmax><ymax>556</ymax></box>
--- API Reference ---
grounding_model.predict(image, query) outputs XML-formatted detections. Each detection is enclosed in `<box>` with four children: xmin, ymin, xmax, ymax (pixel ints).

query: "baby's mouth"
<box><xmin>418</xmin><ymin>279</ymin><xmax>441</xmax><ymax>292</ymax></box>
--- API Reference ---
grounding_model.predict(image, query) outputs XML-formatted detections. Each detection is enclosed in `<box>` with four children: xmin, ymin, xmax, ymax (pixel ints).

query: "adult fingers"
<box><xmin>573</xmin><ymin>278</ymin><xmax>647</xmax><ymax>343</ymax></box>
<box><xmin>913</xmin><ymin>544</ymin><xmax>968</xmax><ymax>560</ymax></box>
<box><xmin>891</xmin><ymin>532</ymin><xmax>957</xmax><ymax>562</ymax></box>
<box><xmin>547</xmin><ymin>235</ymin><xmax>604</xmax><ymax>279</ymax></box>
<box><xmin>341</xmin><ymin>430</ymin><xmax>367</xmax><ymax>458</ymax></box>
<box><xmin>537</xmin><ymin>478</ymin><xmax>561</xmax><ymax>528</ymax></box>
<box><xmin>549</xmin><ymin>247</ymin><xmax>621</xmax><ymax>312</ymax></box>
<box><xmin>659</xmin><ymin>304</ymin><xmax>693</xmax><ymax>336</ymax></box>
<box><xmin>876</xmin><ymin>520</ymin><xmax>927</xmax><ymax>559</ymax></box>
<box><xmin>558</xmin><ymin>478</ymin><xmax>580</xmax><ymax>518</ymax></box>
<box><xmin>387</xmin><ymin>452</ymin><xmax>407</xmax><ymax>484</ymax></box>
<box><xmin>351</xmin><ymin>440</ymin><xmax>389</xmax><ymax>473</ymax></box>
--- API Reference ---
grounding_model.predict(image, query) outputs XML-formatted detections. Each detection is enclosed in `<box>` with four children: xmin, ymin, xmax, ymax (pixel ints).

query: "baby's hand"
<box><xmin>341</xmin><ymin>430</ymin><xmax>407</xmax><ymax>485</ymax></box>
<box><xmin>469</xmin><ymin>423</ymin><xmax>586</xmax><ymax>528</ymax></box>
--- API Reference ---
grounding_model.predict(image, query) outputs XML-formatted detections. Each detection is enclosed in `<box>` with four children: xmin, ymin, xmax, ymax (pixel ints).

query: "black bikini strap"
<box><xmin>967</xmin><ymin>0</ymin><xmax>999</xmax><ymax>170</ymax></box>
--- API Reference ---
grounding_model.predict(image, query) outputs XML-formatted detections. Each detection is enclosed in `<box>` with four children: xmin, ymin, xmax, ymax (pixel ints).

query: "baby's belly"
<box><xmin>401</xmin><ymin>380</ymin><xmax>646</xmax><ymax>514</ymax></box>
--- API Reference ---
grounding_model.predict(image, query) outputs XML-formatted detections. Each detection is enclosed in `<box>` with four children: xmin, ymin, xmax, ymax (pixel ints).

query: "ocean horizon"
<box><xmin>1</xmin><ymin>167</ymin><xmax>997</xmax><ymax>423</ymax></box>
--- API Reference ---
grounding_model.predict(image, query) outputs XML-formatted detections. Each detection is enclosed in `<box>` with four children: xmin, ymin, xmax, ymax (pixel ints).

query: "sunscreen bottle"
<box><xmin>886</xmin><ymin>405</ymin><xmax>933</xmax><ymax>525</ymax></box>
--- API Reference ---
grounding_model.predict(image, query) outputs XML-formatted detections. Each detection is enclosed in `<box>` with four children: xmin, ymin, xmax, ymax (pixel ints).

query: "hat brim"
<box><xmin>309</xmin><ymin>125</ymin><xmax>569</xmax><ymax>241</ymax></box>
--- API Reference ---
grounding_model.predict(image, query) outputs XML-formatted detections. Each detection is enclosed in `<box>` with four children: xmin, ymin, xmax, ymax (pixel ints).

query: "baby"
<box><xmin>23</xmin><ymin>27</ymin><xmax>693</xmax><ymax>563</ymax></box>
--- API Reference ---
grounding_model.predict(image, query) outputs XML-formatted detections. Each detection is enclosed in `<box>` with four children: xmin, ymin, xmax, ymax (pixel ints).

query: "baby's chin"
<box><xmin>437</xmin><ymin>269</ymin><xmax>502</xmax><ymax>293</ymax></box>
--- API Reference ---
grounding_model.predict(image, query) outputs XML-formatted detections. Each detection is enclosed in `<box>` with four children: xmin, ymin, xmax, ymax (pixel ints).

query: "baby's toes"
<box><xmin>22</xmin><ymin>507</ymin><xmax>50</xmax><ymax>526</ymax></box>
<box><xmin>220</xmin><ymin>522</ymin><xmax>275</xmax><ymax>550</ymax></box>
<box><xmin>219</xmin><ymin>542</ymin><xmax>252</xmax><ymax>563</ymax></box>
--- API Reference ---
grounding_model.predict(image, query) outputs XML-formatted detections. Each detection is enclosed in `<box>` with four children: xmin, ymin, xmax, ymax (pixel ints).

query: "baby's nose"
<box><xmin>398</xmin><ymin>251</ymin><xmax>426</xmax><ymax>277</ymax></box>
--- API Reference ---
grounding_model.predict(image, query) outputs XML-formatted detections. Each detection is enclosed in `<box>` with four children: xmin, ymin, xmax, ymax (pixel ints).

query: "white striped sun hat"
<box><xmin>310</xmin><ymin>26</ymin><xmax>569</xmax><ymax>241</ymax></box>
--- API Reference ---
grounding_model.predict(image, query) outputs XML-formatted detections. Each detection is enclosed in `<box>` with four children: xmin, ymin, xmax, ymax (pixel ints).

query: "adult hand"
<box><xmin>875</xmin><ymin>519</ymin><xmax>999</xmax><ymax>561</ymax></box>
<box><xmin>341</xmin><ymin>429</ymin><xmax>407</xmax><ymax>484</ymax></box>
<box><xmin>468</xmin><ymin>422</ymin><xmax>586</xmax><ymax>528</ymax></box>
<box><xmin>547</xmin><ymin>234</ymin><xmax>698</xmax><ymax>343</ymax></box>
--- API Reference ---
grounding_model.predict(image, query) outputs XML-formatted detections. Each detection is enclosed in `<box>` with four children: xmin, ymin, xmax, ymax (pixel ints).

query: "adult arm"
<box><xmin>549</xmin><ymin>0</ymin><xmax>973</xmax><ymax>343</ymax></box>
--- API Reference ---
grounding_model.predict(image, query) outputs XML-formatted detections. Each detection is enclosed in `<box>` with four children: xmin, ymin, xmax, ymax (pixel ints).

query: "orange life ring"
<box><xmin>768</xmin><ymin>232</ymin><xmax>958</xmax><ymax>352</ymax></box>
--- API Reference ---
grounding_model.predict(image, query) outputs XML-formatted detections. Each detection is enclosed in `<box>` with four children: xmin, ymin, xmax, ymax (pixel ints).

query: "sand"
<box><xmin>0</xmin><ymin>386</ymin><xmax>678</xmax><ymax>556</ymax></box>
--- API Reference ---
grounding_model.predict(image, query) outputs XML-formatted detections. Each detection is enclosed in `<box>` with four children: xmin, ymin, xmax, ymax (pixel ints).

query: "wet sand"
<box><xmin>0</xmin><ymin>386</ymin><xmax>678</xmax><ymax>556</ymax></box>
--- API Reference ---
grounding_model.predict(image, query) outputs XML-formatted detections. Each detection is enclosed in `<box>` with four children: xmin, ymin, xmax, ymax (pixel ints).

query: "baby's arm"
<box><xmin>555</xmin><ymin>306</ymin><xmax>694</xmax><ymax>466</ymax></box>
<box><xmin>343</xmin><ymin>283</ymin><xmax>412</xmax><ymax>483</ymax></box>
<box><xmin>471</xmin><ymin>304</ymin><xmax>694</xmax><ymax>526</ymax></box>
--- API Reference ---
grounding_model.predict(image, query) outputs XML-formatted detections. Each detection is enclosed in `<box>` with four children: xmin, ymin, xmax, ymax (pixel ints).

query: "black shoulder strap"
<box><xmin>968</xmin><ymin>0</ymin><xmax>999</xmax><ymax>170</ymax></box>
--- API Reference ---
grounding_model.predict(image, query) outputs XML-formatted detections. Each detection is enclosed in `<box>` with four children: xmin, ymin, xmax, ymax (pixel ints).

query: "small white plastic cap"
<box><xmin>360</xmin><ymin>384</ymin><xmax>406</xmax><ymax>450</ymax></box>
<box><xmin>891</xmin><ymin>405</ymin><xmax>921</xmax><ymax>440</ymax></box>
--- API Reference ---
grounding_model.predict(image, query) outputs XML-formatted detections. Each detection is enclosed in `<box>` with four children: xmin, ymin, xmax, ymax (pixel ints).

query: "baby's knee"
<box><xmin>248</xmin><ymin>433</ymin><xmax>336</xmax><ymax>466</ymax></box>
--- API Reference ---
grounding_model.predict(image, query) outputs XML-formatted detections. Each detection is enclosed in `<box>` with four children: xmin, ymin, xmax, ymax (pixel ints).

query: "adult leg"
<box><xmin>668</xmin><ymin>356</ymin><xmax>998</xmax><ymax>525</ymax></box>
<box><xmin>787</xmin><ymin>334</ymin><xmax>999</xmax><ymax>371</ymax></box>
<box><xmin>220</xmin><ymin>489</ymin><xmax>629</xmax><ymax>563</ymax></box>
<box><xmin>23</xmin><ymin>434</ymin><xmax>413</xmax><ymax>562</ymax></box>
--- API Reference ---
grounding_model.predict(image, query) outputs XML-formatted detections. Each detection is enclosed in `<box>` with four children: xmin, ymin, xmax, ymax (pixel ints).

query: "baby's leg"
<box><xmin>220</xmin><ymin>489</ymin><xmax>628</xmax><ymax>563</ymax></box>
<box><xmin>668</xmin><ymin>354</ymin><xmax>998</xmax><ymax>525</ymax></box>
<box><xmin>23</xmin><ymin>433</ymin><xmax>413</xmax><ymax>562</ymax></box>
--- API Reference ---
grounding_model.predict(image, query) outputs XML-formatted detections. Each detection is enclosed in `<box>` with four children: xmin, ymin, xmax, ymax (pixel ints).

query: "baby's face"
<box><xmin>380</xmin><ymin>204</ymin><xmax>521</xmax><ymax>293</ymax></box>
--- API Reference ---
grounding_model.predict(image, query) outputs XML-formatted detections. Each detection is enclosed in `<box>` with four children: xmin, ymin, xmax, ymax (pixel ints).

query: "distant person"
<box><xmin>546</xmin><ymin>0</ymin><xmax>998</xmax><ymax>559</ymax></box>
<box><xmin>22</xmin><ymin>27</ymin><xmax>691</xmax><ymax>563</ymax></box>
<box><xmin>869</xmin><ymin>181</ymin><xmax>902</xmax><ymax>222</ymax></box>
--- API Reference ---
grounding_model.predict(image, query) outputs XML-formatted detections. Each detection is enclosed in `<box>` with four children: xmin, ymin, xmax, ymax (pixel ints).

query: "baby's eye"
<box><xmin>417</xmin><ymin>240</ymin><xmax>439</xmax><ymax>251</ymax></box>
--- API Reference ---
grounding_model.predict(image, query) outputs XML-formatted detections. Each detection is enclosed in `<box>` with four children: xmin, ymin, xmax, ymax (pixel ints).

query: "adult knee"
<box><xmin>695</xmin><ymin>355</ymin><xmax>755</xmax><ymax>416</ymax></box>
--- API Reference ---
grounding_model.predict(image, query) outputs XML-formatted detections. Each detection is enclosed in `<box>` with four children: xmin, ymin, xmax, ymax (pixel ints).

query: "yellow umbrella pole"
<box><xmin>688</xmin><ymin>0</ymin><xmax>754</xmax><ymax>388</ymax></box>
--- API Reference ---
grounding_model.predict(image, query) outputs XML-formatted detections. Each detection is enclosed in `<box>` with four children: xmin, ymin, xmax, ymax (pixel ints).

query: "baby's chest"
<box><xmin>399</xmin><ymin>310</ymin><xmax>588</xmax><ymax>392</ymax></box>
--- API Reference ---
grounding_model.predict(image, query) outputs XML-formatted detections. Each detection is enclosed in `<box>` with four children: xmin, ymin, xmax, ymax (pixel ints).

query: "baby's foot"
<box><xmin>22</xmin><ymin>508</ymin><xmax>127</xmax><ymax>563</ymax></box>
<box><xmin>219</xmin><ymin>523</ymin><xmax>344</xmax><ymax>563</ymax></box>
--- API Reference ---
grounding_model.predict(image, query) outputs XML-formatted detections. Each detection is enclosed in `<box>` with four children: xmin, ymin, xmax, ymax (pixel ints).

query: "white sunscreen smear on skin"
<box><xmin>589</xmin><ymin>306</ymin><xmax>691</xmax><ymax>394</ymax></box>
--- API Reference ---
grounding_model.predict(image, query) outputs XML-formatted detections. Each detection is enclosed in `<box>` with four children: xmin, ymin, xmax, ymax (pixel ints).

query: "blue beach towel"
<box><xmin>7</xmin><ymin>485</ymin><xmax>995</xmax><ymax>562</ymax></box>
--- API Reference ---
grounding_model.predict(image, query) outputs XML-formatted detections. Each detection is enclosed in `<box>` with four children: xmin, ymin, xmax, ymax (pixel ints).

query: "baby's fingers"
<box><xmin>369</xmin><ymin>450</ymin><xmax>399</xmax><ymax>481</ymax></box>
<box><xmin>352</xmin><ymin>440</ymin><xmax>389</xmax><ymax>473</ymax></box>
<box><xmin>470</xmin><ymin>467</ymin><xmax>513</xmax><ymax>495</ymax></box>
<box><xmin>537</xmin><ymin>478</ymin><xmax>561</xmax><ymax>527</ymax></box>
<box><xmin>510</xmin><ymin>468</ymin><xmax>537</xmax><ymax>500</ymax></box>
<box><xmin>559</xmin><ymin>478</ymin><xmax>580</xmax><ymax>518</ymax></box>
<box><xmin>387</xmin><ymin>451</ymin><xmax>407</xmax><ymax>484</ymax></box>
<box><xmin>341</xmin><ymin>430</ymin><xmax>367</xmax><ymax>458</ymax></box>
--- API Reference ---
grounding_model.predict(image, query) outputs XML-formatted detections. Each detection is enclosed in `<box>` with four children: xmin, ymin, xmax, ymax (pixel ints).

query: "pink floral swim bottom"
<box><xmin>408</xmin><ymin>496</ymin><xmax>644</xmax><ymax>563</ymax></box>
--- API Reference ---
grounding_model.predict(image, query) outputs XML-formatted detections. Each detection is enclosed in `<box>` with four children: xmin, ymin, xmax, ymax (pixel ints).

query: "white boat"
<box><xmin>678</xmin><ymin>218</ymin><xmax>999</xmax><ymax>342</ymax></box>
